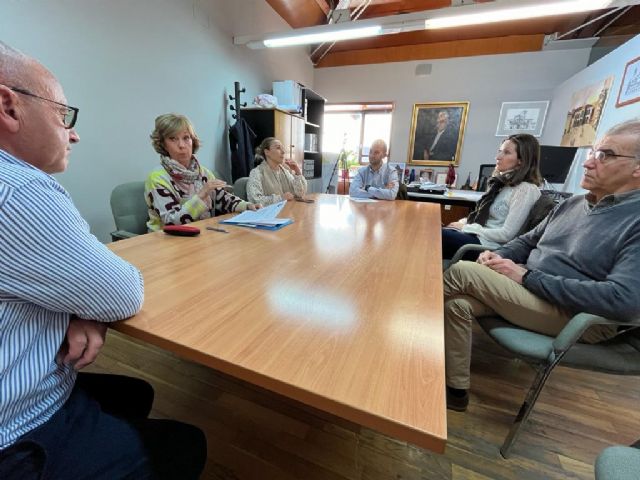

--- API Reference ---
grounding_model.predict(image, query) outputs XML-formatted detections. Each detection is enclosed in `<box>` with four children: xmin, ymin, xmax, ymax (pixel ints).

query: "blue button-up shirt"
<box><xmin>0</xmin><ymin>149</ymin><xmax>144</xmax><ymax>449</ymax></box>
<box><xmin>349</xmin><ymin>163</ymin><xmax>399</xmax><ymax>200</ymax></box>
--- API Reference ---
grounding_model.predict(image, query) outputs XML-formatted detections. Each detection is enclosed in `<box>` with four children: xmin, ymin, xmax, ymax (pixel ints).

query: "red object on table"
<box><xmin>445</xmin><ymin>163</ymin><xmax>456</xmax><ymax>187</ymax></box>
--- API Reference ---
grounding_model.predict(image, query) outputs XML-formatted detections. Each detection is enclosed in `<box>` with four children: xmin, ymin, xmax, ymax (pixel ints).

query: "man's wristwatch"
<box><xmin>364</xmin><ymin>185</ymin><xmax>371</xmax><ymax>192</ymax></box>
<box><xmin>521</xmin><ymin>269</ymin><xmax>532</xmax><ymax>284</ymax></box>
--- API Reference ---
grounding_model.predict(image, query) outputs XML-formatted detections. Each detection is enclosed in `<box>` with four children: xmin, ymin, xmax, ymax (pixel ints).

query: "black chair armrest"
<box><xmin>110</xmin><ymin>230</ymin><xmax>139</xmax><ymax>242</ymax></box>
<box><xmin>449</xmin><ymin>244</ymin><xmax>494</xmax><ymax>266</ymax></box>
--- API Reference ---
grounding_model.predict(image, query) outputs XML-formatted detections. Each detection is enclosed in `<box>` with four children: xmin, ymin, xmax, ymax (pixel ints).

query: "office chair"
<box><xmin>233</xmin><ymin>177</ymin><xmax>249</xmax><ymax>200</ymax></box>
<box><xmin>109</xmin><ymin>181</ymin><xmax>148</xmax><ymax>241</ymax></box>
<box><xmin>446</xmin><ymin>250</ymin><xmax>640</xmax><ymax>457</ymax></box>
<box><xmin>396</xmin><ymin>183</ymin><xmax>408</xmax><ymax>200</ymax></box>
<box><xmin>596</xmin><ymin>439</ymin><xmax>640</xmax><ymax>480</ymax></box>
<box><xmin>478</xmin><ymin>314</ymin><xmax>640</xmax><ymax>458</ymax></box>
<box><xmin>476</xmin><ymin>164</ymin><xmax>495</xmax><ymax>192</ymax></box>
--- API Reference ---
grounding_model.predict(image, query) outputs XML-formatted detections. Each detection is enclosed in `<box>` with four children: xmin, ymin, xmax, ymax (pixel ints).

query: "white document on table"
<box><xmin>221</xmin><ymin>200</ymin><xmax>290</xmax><ymax>226</ymax></box>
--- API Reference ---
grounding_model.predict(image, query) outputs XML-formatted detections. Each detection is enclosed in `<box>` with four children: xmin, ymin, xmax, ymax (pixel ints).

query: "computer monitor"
<box><xmin>539</xmin><ymin>145</ymin><xmax>578</xmax><ymax>184</ymax></box>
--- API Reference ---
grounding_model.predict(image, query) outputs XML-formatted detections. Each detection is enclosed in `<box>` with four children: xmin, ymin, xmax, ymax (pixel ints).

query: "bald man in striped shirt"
<box><xmin>0</xmin><ymin>42</ymin><xmax>206</xmax><ymax>479</ymax></box>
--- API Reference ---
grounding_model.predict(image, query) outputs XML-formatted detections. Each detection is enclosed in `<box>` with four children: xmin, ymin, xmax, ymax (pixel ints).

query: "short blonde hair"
<box><xmin>150</xmin><ymin>113</ymin><xmax>200</xmax><ymax>156</ymax></box>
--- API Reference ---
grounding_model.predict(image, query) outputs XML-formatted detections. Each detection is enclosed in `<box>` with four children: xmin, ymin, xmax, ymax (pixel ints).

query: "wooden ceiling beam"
<box><xmin>266</xmin><ymin>0</ymin><xmax>328</xmax><ymax>29</ymax></box>
<box><xmin>314</xmin><ymin>34</ymin><xmax>545</xmax><ymax>67</ymax></box>
<box><xmin>354</xmin><ymin>0</ymin><xmax>452</xmax><ymax>18</ymax></box>
<box><xmin>312</xmin><ymin>0</ymin><xmax>331</xmax><ymax>16</ymax></box>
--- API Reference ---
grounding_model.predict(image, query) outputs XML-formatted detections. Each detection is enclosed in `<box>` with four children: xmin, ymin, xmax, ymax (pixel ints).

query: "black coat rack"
<box><xmin>229</xmin><ymin>81</ymin><xmax>246</xmax><ymax>120</ymax></box>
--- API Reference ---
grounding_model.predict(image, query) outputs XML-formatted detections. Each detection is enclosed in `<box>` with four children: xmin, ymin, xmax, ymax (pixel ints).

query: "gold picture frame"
<box><xmin>407</xmin><ymin>102</ymin><xmax>469</xmax><ymax>166</ymax></box>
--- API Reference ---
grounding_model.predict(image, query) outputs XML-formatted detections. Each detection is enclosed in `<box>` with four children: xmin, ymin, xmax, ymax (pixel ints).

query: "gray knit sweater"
<box><xmin>495</xmin><ymin>189</ymin><xmax>640</xmax><ymax>320</ymax></box>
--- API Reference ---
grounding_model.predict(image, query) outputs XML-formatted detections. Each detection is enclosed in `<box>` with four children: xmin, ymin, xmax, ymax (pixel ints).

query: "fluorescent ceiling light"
<box><xmin>235</xmin><ymin>0</ymin><xmax>626</xmax><ymax>49</ymax></box>
<box><xmin>424</xmin><ymin>0</ymin><xmax>614</xmax><ymax>29</ymax></box>
<box><xmin>263</xmin><ymin>26</ymin><xmax>381</xmax><ymax>48</ymax></box>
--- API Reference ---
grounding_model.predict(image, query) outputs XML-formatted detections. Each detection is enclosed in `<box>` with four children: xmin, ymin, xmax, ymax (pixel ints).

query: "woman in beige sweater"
<box><xmin>246</xmin><ymin>137</ymin><xmax>307</xmax><ymax>206</ymax></box>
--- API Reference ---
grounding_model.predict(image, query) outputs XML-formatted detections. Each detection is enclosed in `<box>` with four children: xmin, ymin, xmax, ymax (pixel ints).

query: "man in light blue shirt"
<box><xmin>0</xmin><ymin>42</ymin><xmax>205</xmax><ymax>479</ymax></box>
<box><xmin>349</xmin><ymin>139</ymin><xmax>399</xmax><ymax>200</ymax></box>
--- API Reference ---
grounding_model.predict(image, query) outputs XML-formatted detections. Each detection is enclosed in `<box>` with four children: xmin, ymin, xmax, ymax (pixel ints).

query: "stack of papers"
<box><xmin>417</xmin><ymin>182</ymin><xmax>447</xmax><ymax>191</ymax></box>
<box><xmin>220</xmin><ymin>200</ymin><xmax>293</xmax><ymax>231</ymax></box>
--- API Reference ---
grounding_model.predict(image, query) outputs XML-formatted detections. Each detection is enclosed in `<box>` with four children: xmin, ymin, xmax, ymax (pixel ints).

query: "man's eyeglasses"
<box><xmin>587</xmin><ymin>148</ymin><xmax>637</xmax><ymax>165</ymax></box>
<box><xmin>9</xmin><ymin>86</ymin><xmax>79</xmax><ymax>129</ymax></box>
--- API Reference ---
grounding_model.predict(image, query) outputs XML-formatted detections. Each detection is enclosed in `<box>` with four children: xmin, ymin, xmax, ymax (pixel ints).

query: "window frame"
<box><xmin>324</xmin><ymin>102</ymin><xmax>394</xmax><ymax>164</ymax></box>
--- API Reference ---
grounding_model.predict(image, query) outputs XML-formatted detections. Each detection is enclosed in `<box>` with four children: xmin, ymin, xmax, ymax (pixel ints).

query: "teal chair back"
<box><xmin>233</xmin><ymin>177</ymin><xmax>249</xmax><ymax>201</ymax></box>
<box><xmin>110</xmin><ymin>181</ymin><xmax>148</xmax><ymax>241</ymax></box>
<box><xmin>596</xmin><ymin>441</ymin><xmax>640</xmax><ymax>480</ymax></box>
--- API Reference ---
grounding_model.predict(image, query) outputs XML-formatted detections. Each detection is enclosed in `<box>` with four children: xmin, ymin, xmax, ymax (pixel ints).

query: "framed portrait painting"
<box><xmin>407</xmin><ymin>102</ymin><xmax>469</xmax><ymax>166</ymax></box>
<box><xmin>616</xmin><ymin>55</ymin><xmax>640</xmax><ymax>108</ymax></box>
<box><xmin>495</xmin><ymin>101</ymin><xmax>549</xmax><ymax>137</ymax></box>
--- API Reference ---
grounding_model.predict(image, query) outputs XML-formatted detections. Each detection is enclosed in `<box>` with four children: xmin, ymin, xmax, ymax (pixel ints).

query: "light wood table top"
<box><xmin>109</xmin><ymin>194</ymin><xmax>446</xmax><ymax>453</ymax></box>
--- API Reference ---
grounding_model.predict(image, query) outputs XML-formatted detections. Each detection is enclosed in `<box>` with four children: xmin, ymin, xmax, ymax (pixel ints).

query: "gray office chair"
<box><xmin>478</xmin><ymin>314</ymin><xmax>640</xmax><ymax>458</ymax></box>
<box><xmin>596</xmin><ymin>440</ymin><xmax>640</xmax><ymax>480</ymax></box>
<box><xmin>110</xmin><ymin>181</ymin><xmax>148</xmax><ymax>241</ymax></box>
<box><xmin>233</xmin><ymin>177</ymin><xmax>249</xmax><ymax>201</ymax></box>
<box><xmin>396</xmin><ymin>183</ymin><xmax>408</xmax><ymax>200</ymax></box>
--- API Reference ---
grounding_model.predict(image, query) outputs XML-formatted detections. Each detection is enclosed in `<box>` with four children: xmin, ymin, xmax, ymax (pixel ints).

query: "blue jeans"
<box><xmin>0</xmin><ymin>374</ymin><xmax>206</xmax><ymax>480</ymax></box>
<box><xmin>441</xmin><ymin>227</ymin><xmax>482</xmax><ymax>260</ymax></box>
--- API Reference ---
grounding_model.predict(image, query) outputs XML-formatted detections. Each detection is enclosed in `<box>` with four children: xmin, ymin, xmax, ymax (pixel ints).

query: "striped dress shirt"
<box><xmin>0</xmin><ymin>149</ymin><xmax>144</xmax><ymax>449</ymax></box>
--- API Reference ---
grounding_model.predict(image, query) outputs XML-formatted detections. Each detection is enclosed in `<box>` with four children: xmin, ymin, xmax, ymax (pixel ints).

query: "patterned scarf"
<box><xmin>466</xmin><ymin>171</ymin><xmax>512</xmax><ymax>226</ymax></box>
<box><xmin>160</xmin><ymin>155</ymin><xmax>211</xmax><ymax>210</ymax></box>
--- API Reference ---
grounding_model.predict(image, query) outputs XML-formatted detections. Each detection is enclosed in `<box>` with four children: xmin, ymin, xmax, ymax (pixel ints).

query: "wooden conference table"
<box><xmin>108</xmin><ymin>193</ymin><xmax>447</xmax><ymax>453</ymax></box>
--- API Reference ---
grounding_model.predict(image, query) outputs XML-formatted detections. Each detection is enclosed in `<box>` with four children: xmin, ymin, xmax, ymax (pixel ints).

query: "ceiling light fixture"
<box><xmin>234</xmin><ymin>0</ymin><xmax>629</xmax><ymax>49</ymax></box>
<box><xmin>424</xmin><ymin>0</ymin><xmax>615</xmax><ymax>29</ymax></box>
<box><xmin>263</xmin><ymin>25</ymin><xmax>382</xmax><ymax>48</ymax></box>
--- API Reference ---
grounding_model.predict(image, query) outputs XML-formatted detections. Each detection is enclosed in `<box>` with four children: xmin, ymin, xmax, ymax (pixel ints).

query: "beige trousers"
<box><xmin>444</xmin><ymin>261</ymin><xmax>618</xmax><ymax>389</ymax></box>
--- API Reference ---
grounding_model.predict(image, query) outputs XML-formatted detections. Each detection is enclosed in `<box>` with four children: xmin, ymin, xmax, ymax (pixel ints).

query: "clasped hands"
<box><xmin>477</xmin><ymin>250</ymin><xmax>527</xmax><ymax>284</ymax></box>
<box><xmin>445</xmin><ymin>221</ymin><xmax>465</xmax><ymax>230</ymax></box>
<box><xmin>57</xmin><ymin>316</ymin><xmax>107</xmax><ymax>370</ymax></box>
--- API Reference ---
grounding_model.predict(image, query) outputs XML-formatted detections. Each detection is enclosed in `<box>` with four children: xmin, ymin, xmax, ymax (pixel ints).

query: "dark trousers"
<box><xmin>441</xmin><ymin>227</ymin><xmax>482</xmax><ymax>260</ymax></box>
<box><xmin>0</xmin><ymin>373</ymin><xmax>207</xmax><ymax>480</ymax></box>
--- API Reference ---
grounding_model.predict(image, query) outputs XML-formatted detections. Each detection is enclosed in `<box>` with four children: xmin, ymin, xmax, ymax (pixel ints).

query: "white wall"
<box><xmin>314</xmin><ymin>49</ymin><xmax>591</xmax><ymax>184</ymax></box>
<box><xmin>540</xmin><ymin>35</ymin><xmax>640</xmax><ymax>193</ymax></box>
<box><xmin>1</xmin><ymin>0</ymin><xmax>313</xmax><ymax>241</ymax></box>
<box><xmin>543</xmin><ymin>35</ymin><xmax>640</xmax><ymax>146</ymax></box>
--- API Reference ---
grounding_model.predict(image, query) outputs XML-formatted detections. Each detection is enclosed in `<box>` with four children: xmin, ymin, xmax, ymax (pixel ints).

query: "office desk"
<box><xmin>408</xmin><ymin>189</ymin><xmax>482</xmax><ymax>224</ymax></box>
<box><xmin>108</xmin><ymin>194</ymin><xmax>446</xmax><ymax>453</ymax></box>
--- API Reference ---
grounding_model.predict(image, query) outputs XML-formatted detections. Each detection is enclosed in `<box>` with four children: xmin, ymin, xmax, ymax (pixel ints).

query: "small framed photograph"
<box><xmin>407</xmin><ymin>102</ymin><xmax>469</xmax><ymax>167</ymax></box>
<box><xmin>418</xmin><ymin>169</ymin><xmax>433</xmax><ymax>183</ymax></box>
<box><xmin>435</xmin><ymin>172</ymin><xmax>447</xmax><ymax>185</ymax></box>
<box><xmin>616</xmin><ymin>55</ymin><xmax>640</xmax><ymax>108</ymax></box>
<box><xmin>495</xmin><ymin>101</ymin><xmax>549</xmax><ymax>137</ymax></box>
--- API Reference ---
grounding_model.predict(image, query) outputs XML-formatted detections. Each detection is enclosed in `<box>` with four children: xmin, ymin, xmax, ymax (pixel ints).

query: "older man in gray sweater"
<box><xmin>444</xmin><ymin>119</ymin><xmax>640</xmax><ymax>412</ymax></box>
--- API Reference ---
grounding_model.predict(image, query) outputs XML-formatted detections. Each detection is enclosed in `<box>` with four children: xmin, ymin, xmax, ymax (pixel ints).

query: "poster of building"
<box><xmin>561</xmin><ymin>76</ymin><xmax>614</xmax><ymax>147</ymax></box>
